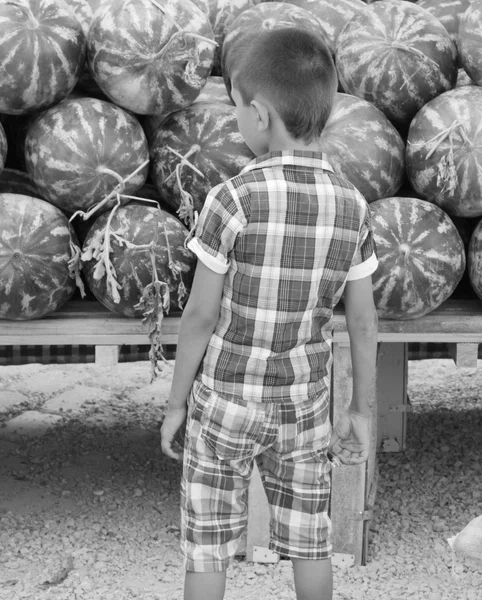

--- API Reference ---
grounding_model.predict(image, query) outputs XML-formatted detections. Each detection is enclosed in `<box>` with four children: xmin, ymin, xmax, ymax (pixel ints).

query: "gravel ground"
<box><xmin>0</xmin><ymin>358</ymin><xmax>481</xmax><ymax>600</ymax></box>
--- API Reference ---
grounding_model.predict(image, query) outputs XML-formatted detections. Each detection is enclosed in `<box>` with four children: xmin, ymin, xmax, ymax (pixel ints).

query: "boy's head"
<box><xmin>226</xmin><ymin>27</ymin><xmax>337</xmax><ymax>155</ymax></box>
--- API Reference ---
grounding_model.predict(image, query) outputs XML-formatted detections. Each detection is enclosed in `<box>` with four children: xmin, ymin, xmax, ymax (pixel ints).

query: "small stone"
<box><xmin>133</xmin><ymin>488</ymin><xmax>143</xmax><ymax>497</ymax></box>
<box><xmin>93</xmin><ymin>490</ymin><xmax>104</xmax><ymax>496</ymax></box>
<box><xmin>432</xmin><ymin>521</ymin><xmax>446</xmax><ymax>532</ymax></box>
<box><xmin>81</xmin><ymin>578</ymin><xmax>93</xmax><ymax>591</ymax></box>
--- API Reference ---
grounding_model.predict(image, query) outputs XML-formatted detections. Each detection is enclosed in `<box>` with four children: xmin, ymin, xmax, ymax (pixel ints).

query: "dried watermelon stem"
<box><xmin>119</xmin><ymin>195</ymin><xmax>159</xmax><ymax>206</ymax></box>
<box><xmin>68</xmin><ymin>238</ymin><xmax>86</xmax><ymax>298</ymax></box>
<box><xmin>6</xmin><ymin>1</ymin><xmax>39</xmax><ymax>27</ymax></box>
<box><xmin>98</xmin><ymin>194</ymin><xmax>124</xmax><ymax>304</ymax></box>
<box><xmin>423</xmin><ymin>121</ymin><xmax>467</xmax><ymax>195</ymax></box>
<box><xmin>69</xmin><ymin>159</ymin><xmax>150</xmax><ymax>226</ymax></box>
<box><xmin>148</xmin><ymin>0</ymin><xmax>217</xmax><ymax>47</ymax></box>
<box><xmin>390</xmin><ymin>43</ymin><xmax>441</xmax><ymax>92</ymax></box>
<box><xmin>134</xmin><ymin>238</ymin><xmax>172</xmax><ymax>381</ymax></box>
<box><xmin>424</xmin><ymin>120</ymin><xmax>463</xmax><ymax>159</ymax></box>
<box><xmin>165</xmin><ymin>145</ymin><xmax>202</xmax><ymax>229</ymax></box>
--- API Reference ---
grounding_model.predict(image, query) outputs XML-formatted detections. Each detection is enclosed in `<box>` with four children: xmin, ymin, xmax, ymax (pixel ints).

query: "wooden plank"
<box><xmin>0</xmin><ymin>301</ymin><xmax>182</xmax><ymax>346</ymax></box>
<box><xmin>376</xmin><ymin>343</ymin><xmax>408</xmax><ymax>453</ymax></box>
<box><xmin>330</xmin><ymin>342</ymin><xmax>366</xmax><ymax>566</ymax></box>
<box><xmin>95</xmin><ymin>345</ymin><xmax>120</xmax><ymax>366</ymax></box>
<box><xmin>333</xmin><ymin>298</ymin><xmax>482</xmax><ymax>342</ymax></box>
<box><xmin>2</xmin><ymin>297</ymin><xmax>482</xmax><ymax>346</ymax></box>
<box><xmin>446</xmin><ymin>343</ymin><xmax>479</xmax><ymax>369</ymax></box>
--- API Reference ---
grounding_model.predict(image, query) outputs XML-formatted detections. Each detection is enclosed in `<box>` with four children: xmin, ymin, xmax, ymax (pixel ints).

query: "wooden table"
<box><xmin>1</xmin><ymin>297</ymin><xmax>481</xmax><ymax>566</ymax></box>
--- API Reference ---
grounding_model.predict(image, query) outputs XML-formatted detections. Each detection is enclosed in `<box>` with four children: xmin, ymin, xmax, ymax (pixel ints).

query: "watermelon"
<box><xmin>458</xmin><ymin>0</ymin><xmax>482</xmax><ymax>86</ymax></box>
<box><xmin>0</xmin><ymin>0</ymin><xmax>86</xmax><ymax>115</ymax></box>
<box><xmin>456</xmin><ymin>67</ymin><xmax>475</xmax><ymax>88</ymax></box>
<box><xmin>81</xmin><ymin>203</ymin><xmax>196</xmax><ymax>317</ymax></box>
<box><xmin>87</xmin><ymin>0</ymin><xmax>216</xmax><ymax>117</ymax></box>
<box><xmin>406</xmin><ymin>86</ymin><xmax>482</xmax><ymax>218</ymax></box>
<box><xmin>64</xmin><ymin>0</ymin><xmax>93</xmax><ymax>35</ymax></box>
<box><xmin>0</xmin><ymin>168</ymin><xmax>43</xmax><ymax>198</ymax></box>
<box><xmin>468</xmin><ymin>220</ymin><xmax>482</xmax><ymax>302</ymax></box>
<box><xmin>335</xmin><ymin>0</ymin><xmax>458</xmax><ymax>133</ymax></box>
<box><xmin>192</xmin><ymin>0</ymin><xmax>261</xmax><ymax>75</ymax></box>
<box><xmin>221</xmin><ymin>2</ymin><xmax>330</xmax><ymax>88</ymax></box>
<box><xmin>319</xmin><ymin>93</ymin><xmax>405</xmax><ymax>203</ymax></box>
<box><xmin>142</xmin><ymin>75</ymin><xmax>233</xmax><ymax>143</ymax></box>
<box><xmin>416</xmin><ymin>0</ymin><xmax>471</xmax><ymax>59</ymax></box>
<box><xmin>370</xmin><ymin>196</ymin><xmax>466</xmax><ymax>319</ymax></box>
<box><xmin>193</xmin><ymin>75</ymin><xmax>233</xmax><ymax>106</ymax></box>
<box><xmin>283</xmin><ymin>0</ymin><xmax>366</xmax><ymax>56</ymax></box>
<box><xmin>24</xmin><ymin>97</ymin><xmax>149</xmax><ymax>216</ymax></box>
<box><xmin>0</xmin><ymin>193</ymin><xmax>78</xmax><ymax>320</ymax></box>
<box><xmin>150</xmin><ymin>101</ymin><xmax>254</xmax><ymax>227</ymax></box>
<box><xmin>0</xmin><ymin>122</ymin><xmax>6</xmax><ymax>174</ymax></box>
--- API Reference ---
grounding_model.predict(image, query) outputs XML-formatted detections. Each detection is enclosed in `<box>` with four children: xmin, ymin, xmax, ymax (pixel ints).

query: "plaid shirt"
<box><xmin>187</xmin><ymin>150</ymin><xmax>378</xmax><ymax>403</ymax></box>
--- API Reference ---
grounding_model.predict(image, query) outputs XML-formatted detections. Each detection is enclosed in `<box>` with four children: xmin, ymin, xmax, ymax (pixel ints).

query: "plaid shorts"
<box><xmin>180</xmin><ymin>379</ymin><xmax>333</xmax><ymax>572</ymax></box>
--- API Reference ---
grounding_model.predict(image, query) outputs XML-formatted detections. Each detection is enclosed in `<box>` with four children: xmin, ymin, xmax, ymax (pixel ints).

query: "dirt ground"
<box><xmin>0</xmin><ymin>358</ymin><xmax>481</xmax><ymax>600</ymax></box>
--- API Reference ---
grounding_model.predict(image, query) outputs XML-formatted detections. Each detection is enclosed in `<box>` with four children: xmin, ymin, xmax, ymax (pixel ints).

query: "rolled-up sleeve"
<box><xmin>346</xmin><ymin>199</ymin><xmax>378</xmax><ymax>281</ymax></box>
<box><xmin>186</xmin><ymin>181</ymin><xmax>246</xmax><ymax>274</ymax></box>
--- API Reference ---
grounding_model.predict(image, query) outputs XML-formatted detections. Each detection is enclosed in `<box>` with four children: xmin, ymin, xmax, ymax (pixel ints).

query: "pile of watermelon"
<box><xmin>1</xmin><ymin>0</ymin><xmax>482</xmax><ymax>335</ymax></box>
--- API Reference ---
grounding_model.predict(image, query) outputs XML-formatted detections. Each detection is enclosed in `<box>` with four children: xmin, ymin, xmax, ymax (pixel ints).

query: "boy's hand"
<box><xmin>329</xmin><ymin>411</ymin><xmax>371</xmax><ymax>465</ymax></box>
<box><xmin>160</xmin><ymin>406</ymin><xmax>187</xmax><ymax>461</ymax></box>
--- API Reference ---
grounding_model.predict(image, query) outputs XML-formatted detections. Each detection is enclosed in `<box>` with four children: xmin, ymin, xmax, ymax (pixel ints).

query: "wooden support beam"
<box><xmin>376</xmin><ymin>343</ymin><xmax>408</xmax><ymax>453</ymax></box>
<box><xmin>446</xmin><ymin>343</ymin><xmax>479</xmax><ymax>369</ymax></box>
<box><xmin>331</xmin><ymin>342</ymin><xmax>371</xmax><ymax>566</ymax></box>
<box><xmin>95</xmin><ymin>345</ymin><xmax>120</xmax><ymax>366</ymax></box>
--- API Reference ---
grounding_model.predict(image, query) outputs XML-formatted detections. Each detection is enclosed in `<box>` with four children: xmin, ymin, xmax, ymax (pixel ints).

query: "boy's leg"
<box><xmin>181</xmin><ymin>385</ymin><xmax>269</xmax><ymax>599</ymax></box>
<box><xmin>184</xmin><ymin>571</ymin><xmax>227</xmax><ymax>600</ymax></box>
<box><xmin>256</xmin><ymin>396</ymin><xmax>333</xmax><ymax>600</ymax></box>
<box><xmin>291</xmin><ymin>558</ymin><xmax>333</xmax><ymax>600</ymax></box>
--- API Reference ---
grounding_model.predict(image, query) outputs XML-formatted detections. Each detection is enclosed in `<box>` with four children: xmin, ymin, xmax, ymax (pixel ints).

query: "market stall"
<box><xmin>1</xmin><ymin>0</ymin><xmax>482</xmax><ymax>569</ymax></box>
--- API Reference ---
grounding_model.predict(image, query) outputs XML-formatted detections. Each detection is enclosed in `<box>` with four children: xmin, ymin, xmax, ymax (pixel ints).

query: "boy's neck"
<box><xmin>263</xmin><ymin>129</ymin><xmax>321</xmax><ymax>155</ymax></box>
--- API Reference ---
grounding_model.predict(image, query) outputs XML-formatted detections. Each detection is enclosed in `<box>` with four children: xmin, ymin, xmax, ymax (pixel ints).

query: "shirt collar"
<box><xmin>240</xmin><ymin>150</ymin><xmax>335</xmax><ymax>175</ymax></box>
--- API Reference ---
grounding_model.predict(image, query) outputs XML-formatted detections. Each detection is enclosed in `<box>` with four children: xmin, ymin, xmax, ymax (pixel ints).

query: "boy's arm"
<box><xmin>344</xmin><ymin>275</ymin><xmax>378</xmax><ymax>417</ymax></box>
<box><xmin>160</xmin><ymin>261</ymin><xmax>225</xmax><ymax>460</ymax></box>
<box><xmin>329</xmin><ymin>275</ymin><xmax>378</xmax><ymax>465</ymax></box>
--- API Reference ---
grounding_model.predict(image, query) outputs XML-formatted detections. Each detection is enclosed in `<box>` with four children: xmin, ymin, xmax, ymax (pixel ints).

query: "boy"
<box><xmin>160</xmin><ymin>27</ymin><xmax>378</xmax><ymax>600</ymax></box>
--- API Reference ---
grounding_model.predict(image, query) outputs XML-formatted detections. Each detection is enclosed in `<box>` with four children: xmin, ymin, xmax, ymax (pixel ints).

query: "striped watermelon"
<box><xmin>406</xmin><ymin>86</ymin><xmax>482</xmax><ymax>218</ymax></box>
<box><xmin>142</xmin><ymin>75</ymin><xmax>233</xmax><ymax>143</ymax></box>
<box><xmin>319</xmin><ymin>93</ymin><xmax>405</xmax><ymax>203</ymax></box>
<box><xmin>335</xmin><ymin>0</ymin><xmax>458</xmax><ymax>133</ymax></box>
<box><xmin>24</xmin><ymin>97</ymin><xmax>149</xmax><ymax>216</ymax></box>
<box><xmin>0</xmin><ymin>0</ymin><xmax>86</xmax><ymax>115</ymax></box>
<box><xmin>456</xmin><ymin>67</ymin><xmax>475</xmax><ymax>88</ymax></box>
<box><xmin>284</xmin><ymin>0</ymin><xmax>366</xmax><ymax>56</ymax></box>
<box><xmin>370</xmin><ymin>196</ymin><xmax>465</xmax><ymax>319</ymax></box>
<box><xmin>193</xmin><ymin>75</ymin><xmax>232</xmax><ymax>106</ymax></box>
<box><xmin>0</xmin><ymin>168</ymin><xmax>43</xmax><ymax>198</ymax></box>
<box><xmin>192</xmin><ymin>0</ymin><xmax>261</xmax><ymax>75</ymax></box>
<box><xmin>416</xmin><ymin>0</ymin><xmax>471</xmax><ymax>59</ymax></box>
<box><xmin>0</xmin><ymin>193</ymin><xmax>78</xmax><ymax>320</ymax></box>
<box><xmin>221</xmin><ymin>2</ymin><xmax>330</xmax><ymax>86</ymax></box>
<box><xmin>64</xmin><ymin>0</ymin><xmax>93</xmax><ymax>35</ymax></box>
<box><xmin>87</xmin><ymin>0</ymin><xmax>216</xmax><ymax>117</ymax></box>
<box><xmin>458</xmin><ymin>0</ymin><xmax>482</xmax><ymax>86</ymax></box>
<box><xmin>468</xmin><ymin>220</ymin><xmax>482</xmax><ymax>301</ymax></box>
<box><xmin>81</xmin><ymin>203</ymin><xmax>196</xmax><ymax>316</ymax></box>
<box><xmin>150</xmin><ymin>102</ymin><xmax>254</xmax><ymax>227</ymax></box>
<box><xmin>0</xmin><ymin>122</ymin><xmax>6</xmax><ymax>174</ymax></box>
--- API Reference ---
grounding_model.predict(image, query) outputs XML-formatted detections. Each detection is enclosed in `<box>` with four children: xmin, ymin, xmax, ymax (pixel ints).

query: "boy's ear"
<box><xmin>250</xmin><ymin>99</ymin><xmax>270</xmax><ymax>132</ymax></box>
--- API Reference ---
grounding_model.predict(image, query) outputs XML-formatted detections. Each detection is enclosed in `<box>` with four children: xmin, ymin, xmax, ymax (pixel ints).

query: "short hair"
<box><xmin>225</xmin><ymin>28</ymin><xmax>337</xmax><ymax>143</ymax></box>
